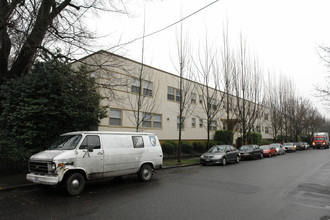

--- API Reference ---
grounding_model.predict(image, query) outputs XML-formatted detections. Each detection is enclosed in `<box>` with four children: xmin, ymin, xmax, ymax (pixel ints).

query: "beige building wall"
<box><xmin>75</xmin><ymin>51</ymin><xmax>273</xmax><ymax>143</ymax></box>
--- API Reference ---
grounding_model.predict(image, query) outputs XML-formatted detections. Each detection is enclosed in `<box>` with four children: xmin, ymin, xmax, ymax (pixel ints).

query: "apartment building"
<box><xmin>75</xmin><ymin>50</ymin><xmax>273</xmax><ymax>144</ymax></box>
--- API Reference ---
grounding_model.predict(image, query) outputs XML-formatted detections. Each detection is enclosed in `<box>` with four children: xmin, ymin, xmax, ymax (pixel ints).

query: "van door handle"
<box><xmin>97</xmin><ymin>152</ymin><xmax>103</xmax><ymax>155</ymax></box>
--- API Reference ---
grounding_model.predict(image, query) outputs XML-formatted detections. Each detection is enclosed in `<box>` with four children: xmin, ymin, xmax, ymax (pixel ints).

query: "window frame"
<box><xmin>109</xmin><ymin>109</ymin><xmax>122</xmax><ymax>126</ymax></box>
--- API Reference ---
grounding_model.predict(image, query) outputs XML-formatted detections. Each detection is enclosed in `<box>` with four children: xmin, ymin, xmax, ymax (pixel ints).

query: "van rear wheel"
<box><xmin>139</xmin><ymin>164</ymin><xmax>153</xmax><ymax>182</ymax></box>
<box><xmin>65</xmin><ymin>172</ymin><xmax>85</xmax><ymax>196</ymax></box>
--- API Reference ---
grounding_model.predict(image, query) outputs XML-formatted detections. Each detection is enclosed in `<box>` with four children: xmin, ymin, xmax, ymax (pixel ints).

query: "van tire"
<box><xmin>65</xmin><ymin>172</ymin><xmax>85</xmax><ymax>196</ymax></box>
<box><xmin>139</xmin><ymin>164</ymin><xmax>153</xmax><ymax>182</ymax></box>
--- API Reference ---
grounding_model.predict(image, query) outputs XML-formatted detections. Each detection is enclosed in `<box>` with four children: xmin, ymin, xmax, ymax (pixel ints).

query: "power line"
<box><xmin>108</xmin><ymin>0</ymin><xmax>220</xmax><ymax>50</ymax></box>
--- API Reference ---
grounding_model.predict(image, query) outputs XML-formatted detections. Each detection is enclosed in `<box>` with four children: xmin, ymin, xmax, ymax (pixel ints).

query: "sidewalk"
<box><xmin>0</xmin><ymin>163</ymin><xmax>200</xmax><ymax>191</ymax></box>
<box><xmin>0</xmin><ymin>172</ymin><xmax>35</xmax><ymax>190</ymax></box>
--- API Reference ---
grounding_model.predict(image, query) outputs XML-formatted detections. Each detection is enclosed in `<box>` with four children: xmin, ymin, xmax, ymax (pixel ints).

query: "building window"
<box><xmin>142</xmin><ymin>113</ymin><xmax>162</xmax><ymax>129</ymax></box>
<box><xmin>153</xmin><ymin>114</ymin><xmax>162</xmax><ymax>128</ymax></box>
<box><xmin>256</xmin><ymin>125</ymin><xmax>261</xmax><ymax>133</ymax></box>
<box><xmin>199</xmin><ymin>118</ymin><xmax>203</xmax><ymax>128</ymax></box>
<box><xmin>142</xmin><ymin>113</ymin><xmax>152</xmax><ymax>128</ymax></box>
<box><xmin>191</xmin><ymin>93</ymin><xmax>196</xmax><ymax>104</ymax></box>
<box><xmin>143</xmin><ymin>81</ymin><xmax>153</xmax><ymax>96</ymax></box>
<box><xmin>176</xmin><ymin>89</ymin><xmax>181</xmax><ymax>102</ymax></box>
<box><xmin>177</xmin><ymin>116</ymin><xmax>185</xmax><ymax>130</ymax></box>
<box><xmin>131</xmin><ymin>78</ymin><xmax>141</xmax><ymax>94</ymax></box>
<box><xmin>167</xmin><ymin>87</ymin><xmax>182</xmax><ymax>103</ymax></box>
<box><xmin>192</xmin><ymin>118</ymin><xmax>196</xmax><ymax>128</ymax></box>
<box><xmin>199</xmin><ymin>95</ymin><xmax>203</xmax><ymax>104</ymax></box>
<box><xmin>208</xmin><ymin>98</ymin><xmax>217</xmax><ymax>110</ymax></box>
<box><xmin>210</xmin><ymin>120</ymin><xmax>217</xmax><ymax>131</ymax></box>
<box><xmin>264</xmin><ymin>113</ymin><xmax>269</xmax><ymax>120</ymax></box>
<box><xmin>265</xmin><ymin>127</ymin><xmax>269</xmax><ymax>134</ymax></box>
<box><xmin>109</xmin><ymin>109</ymin><xmax>122</xmax><ymax>126</ymax></box>
<box><xmin>167</xmin><ymin>87</ymin><xmax>175</xmax><ymax>101</ymax></box>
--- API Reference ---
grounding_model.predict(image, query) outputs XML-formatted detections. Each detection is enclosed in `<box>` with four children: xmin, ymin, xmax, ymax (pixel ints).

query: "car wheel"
<box><xmin>65</xmin><ymin>172</ymin><xmax>85</xmax><ymax>196</ymax></box>
<box><xmin>260</xmin><ymin>153</ymin><xmax>263</xmax><ymax>159</ymax></box>
<box><xmin>235</xmin><ymin>155</ymin><xmax>240</xmax><ymax>163</ymax></box>
<box><xmin>139</xmin><ymin>164</ymin><xmax>153</xmax><ymax>182</ymax></box>
<box><xmin>222</xmin><ymin>157</ymin><xmax>227</xmax><ymax>166</ymax></box>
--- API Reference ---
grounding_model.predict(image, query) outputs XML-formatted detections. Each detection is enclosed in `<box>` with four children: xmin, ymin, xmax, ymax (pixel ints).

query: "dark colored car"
<box><xmin>239</xmin><ymin>145</ymin><xmax>263</xmax><ymax>160</ymax></box>
<box><xmin>200</xmin><ymin>145</ymin><xmax>240</xmax><ymax>166</ymax></box>
<box><xmin>295</xmin><ymin>142</ymin><xmax>305</xmax><ymax>150</ymax></box>
<box><xmin>260</xmin><ymin>145</ymin><xmax>277</xmax><ymax>157</ymax></box>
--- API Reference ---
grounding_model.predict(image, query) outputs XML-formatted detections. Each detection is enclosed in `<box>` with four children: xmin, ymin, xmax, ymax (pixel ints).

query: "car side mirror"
<box><xmin>87</xmin><ymin>145</ymin><xmax>94</xmax><ymax>152</ymax></box>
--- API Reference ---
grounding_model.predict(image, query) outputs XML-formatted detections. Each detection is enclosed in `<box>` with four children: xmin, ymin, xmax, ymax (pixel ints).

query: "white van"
<box><xmin>26</xmin><ymin>131</ymin><xmax>163</xmax><ymax>195</ymax></box>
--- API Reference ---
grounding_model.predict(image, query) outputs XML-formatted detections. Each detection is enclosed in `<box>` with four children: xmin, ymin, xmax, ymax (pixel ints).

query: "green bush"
<box><xmin>214</xmin><ymin>130</ymin><xmax>233</xmax><ymax>144</ymax></box>
<box><xmin>247</xmin><ymin>132</ymin><xmax>262</xmax><ymax>145</ymax></box>
<box><xmin>0</xmin><ymin>60</ymin><xmax>104</xmax><ymax>161</ymax></box>
<box><xmin>261</xmin><ymin>139</ymin><xmax>271</xmax><ymax>145</ymax></box>
<box><xmin>208</xmin><ymin>140</ymin><xmax>218</xmax><ymax>149</ymax></box>
<box><xmin>181</xmin><ymin>142</ymin><xmax>194</xmax><ymax>154</ymax></box>
<box><xmin>193</xmin><ymin>142</ymin><xmax>206</xmax><ymax>153</ymax></box>
<box><xmin>162</xmin><ymin>143</ymin><xmax>176</xmax><ymax>155</ymax></box>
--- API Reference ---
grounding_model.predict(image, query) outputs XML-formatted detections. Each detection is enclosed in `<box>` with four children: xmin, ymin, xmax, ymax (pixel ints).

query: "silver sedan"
<box><xmin>200</xmin><ymin>145</ymin><xmax>240</xmax><ymax>166</ymax></box>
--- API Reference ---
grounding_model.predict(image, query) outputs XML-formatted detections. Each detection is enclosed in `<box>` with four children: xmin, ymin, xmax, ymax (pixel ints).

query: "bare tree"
<box><xmin>0</xmin><ymin>0</ymin><xmax>126</xmax><ymax>80</ymax></box>
<box><xmin>194</xmin><ymin>39</ymin><xmax>224</xmax><ymax>148</ymax></box>
<box><xmin>127</xmin><ymin>9</ymin><xmax>159</xmax><ymax>131</ymax></box>
<box><xmin>173</xmin><ymin>20</ymin><xmax>195</xmax><ymax>163</ymax></box>
<box><xmin>220</xmin><ymin>21</ymin><xmax>236</xmax><ymax>131</ymax></box>
<box><xmin>232</xmin><ymin>36</ymin><xmax>265</xmax><ymax>145</ymax></box>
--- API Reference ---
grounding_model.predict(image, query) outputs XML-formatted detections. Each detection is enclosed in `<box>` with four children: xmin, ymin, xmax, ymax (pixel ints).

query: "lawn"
<box><xmin>163</xmin><ymin>157</ymin><xmax>200</xmax><ymax>166</ymax></box>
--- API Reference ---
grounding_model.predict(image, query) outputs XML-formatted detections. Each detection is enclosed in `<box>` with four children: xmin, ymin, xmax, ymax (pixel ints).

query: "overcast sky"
<box><xmin>87</xmin><ymin>0</ymin><xmax>330</xmax><ymax>117</ymax></box>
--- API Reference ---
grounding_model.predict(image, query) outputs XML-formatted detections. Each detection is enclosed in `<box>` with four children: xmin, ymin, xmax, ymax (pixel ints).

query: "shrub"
<box><xmin>193</xmin><ymin>142</ymin><xmax>206</xmax><ymax>153</ymax></box>
<box><xmin>208</xmin><ymin>140</ymin><xmax>218</xmax><ymax>149</ymax></box>
<box><xmin>0</xmin><ymin>60</ymin><xmax>104</xmax><ymax>162</ymax></box>
<box><xmin>181</xmin><ymin>142</ymin><xmax>194</xmax><ymax>154</ymax></box>
<box><xmin>162</xmin><ymin>143</ymin><xmax>176</xmax><ymax>155</ymax></box>
<box><xmin>247</xmin><ymin>132</ymin><xmax>262</xmax><ymax>145</ymax></box>
<box><xmin>261</xmin><ymin>139</ymin><xmax>271</xmax><ymax>145</ymax></box>
<box><xmin>214</xmin><ymin>130</ymin><xmax>234</xmax><ymax>144</ymax></box>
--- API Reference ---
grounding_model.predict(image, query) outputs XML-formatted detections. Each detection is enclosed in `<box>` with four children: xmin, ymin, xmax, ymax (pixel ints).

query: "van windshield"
<box><xmin>49</xmin><ymin>135</ymin><xmax>82</xmax><ymax>150</ymax></box>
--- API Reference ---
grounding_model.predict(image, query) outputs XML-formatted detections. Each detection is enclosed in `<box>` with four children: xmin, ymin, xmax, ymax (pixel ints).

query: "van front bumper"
<box><xmin>26</xmin><ymin>173</ymin><xmax>59</xmax><ymax>185</ymax></box>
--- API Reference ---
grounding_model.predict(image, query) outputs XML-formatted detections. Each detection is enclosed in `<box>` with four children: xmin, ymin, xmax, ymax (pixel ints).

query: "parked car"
<box><xmin>270</xmin><ymin>143</ymin><xmax>285</xmax><ymax>155</ymax></box>
<box><xmin>260</xmin><ymin>145</ymin><xmax>277</xmax><ymax>157</ymax></box>
<box><xmin>239</xmin><ymin>145</ymin><xmax>263</xmax><ymax>160</ymax></box>
<box><xmin>283</xmin><ymin>143</ymin><xmax>296</xmax><ymax>152</ymax></box>
<box><xmin>302</xmin><ymin>142</ymin><xmax>310</xmax><ymax>149</ymax></box>
<box><xmin>295</xmin><ymin>142</ymin><xmax>305</xmax><ymax>150</ymax></box>
<box><xmin>200</xmin><ymin>145</ymin><xmax>240</xmax><ymax>166</ymax></box>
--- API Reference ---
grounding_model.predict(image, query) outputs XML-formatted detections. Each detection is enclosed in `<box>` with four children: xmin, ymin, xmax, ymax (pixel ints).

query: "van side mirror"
<box><xmin>87</xmin><ymin>145</ymin><xmax>94</xmax><ymax>152</ymax></box>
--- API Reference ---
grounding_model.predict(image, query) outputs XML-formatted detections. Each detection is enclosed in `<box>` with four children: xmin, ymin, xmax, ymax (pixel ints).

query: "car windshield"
<box><xmin>260</xmin><ymin>145</ymin><xmax>270</xmax><ymax>150</ymax></box>
<box><xmin>240</xmin><ymin>145</ymin><xmax>252</xmax><ymax>150</ymax></box>
<box><xmin>283</xmin><ymin>143</ymin><xmax>292</xmax><ymax>146</ymax></box>
<box><xmin>49</xmin><ymin>135</ymin><xmax>82</xmax><ymax>150</ymax></box>
<box><xmin>207</xmin><ymin>146</ymin><xmax>226</xmax><ymax>153</ymax></box>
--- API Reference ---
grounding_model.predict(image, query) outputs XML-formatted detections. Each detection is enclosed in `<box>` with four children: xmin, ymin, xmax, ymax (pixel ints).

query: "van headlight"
<box><xmin>51</xmin><ymin>162</ymin><xmax>56</xmax><ymax>170</ymax></box>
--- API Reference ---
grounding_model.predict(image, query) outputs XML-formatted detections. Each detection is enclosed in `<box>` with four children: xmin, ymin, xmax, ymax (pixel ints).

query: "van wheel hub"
<box><xmin>71</xmin><ymin>179</ymin><xmax>80</xmax><ymax>189</ymax></box>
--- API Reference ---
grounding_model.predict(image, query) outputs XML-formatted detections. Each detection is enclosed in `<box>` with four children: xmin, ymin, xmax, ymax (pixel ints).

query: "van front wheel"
<box><xmin>65</xmin><ymin>172</ymin><xmax>85</xmax><ymax>196</ymax></box>
<box><xmin>139</xmin><ymin>164</ymin><xmax>153</xmax><ymax>182</ymax></box>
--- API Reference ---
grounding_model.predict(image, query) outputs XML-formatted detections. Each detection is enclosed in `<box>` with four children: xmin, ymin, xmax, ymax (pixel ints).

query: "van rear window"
<box><xmin>132</xmin><ymin>136</ymin><xmax>144</xmax><ymax>148</ymax></box>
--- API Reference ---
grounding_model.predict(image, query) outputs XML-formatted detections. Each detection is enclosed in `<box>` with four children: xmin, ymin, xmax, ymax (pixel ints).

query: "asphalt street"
<box><xmin>1</xmin><ymin>149</ymin><xmax>330</xmax><ymax>220</ymax></box>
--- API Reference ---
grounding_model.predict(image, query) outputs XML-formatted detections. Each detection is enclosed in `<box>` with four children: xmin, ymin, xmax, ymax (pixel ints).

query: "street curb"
<box><xmin>0</xmin><ymin>183</ymin><xmax>36</xmax><ymax>191</ymax></box>
<box><xmin>162</xmin><ymin>163</ymin><xmax>201</xmax><ymax>169</ymax></box>
<box><xmin>0</xmin><ymin>163</ymin><xmax>201</xmax><ymax>191</ymax></box>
